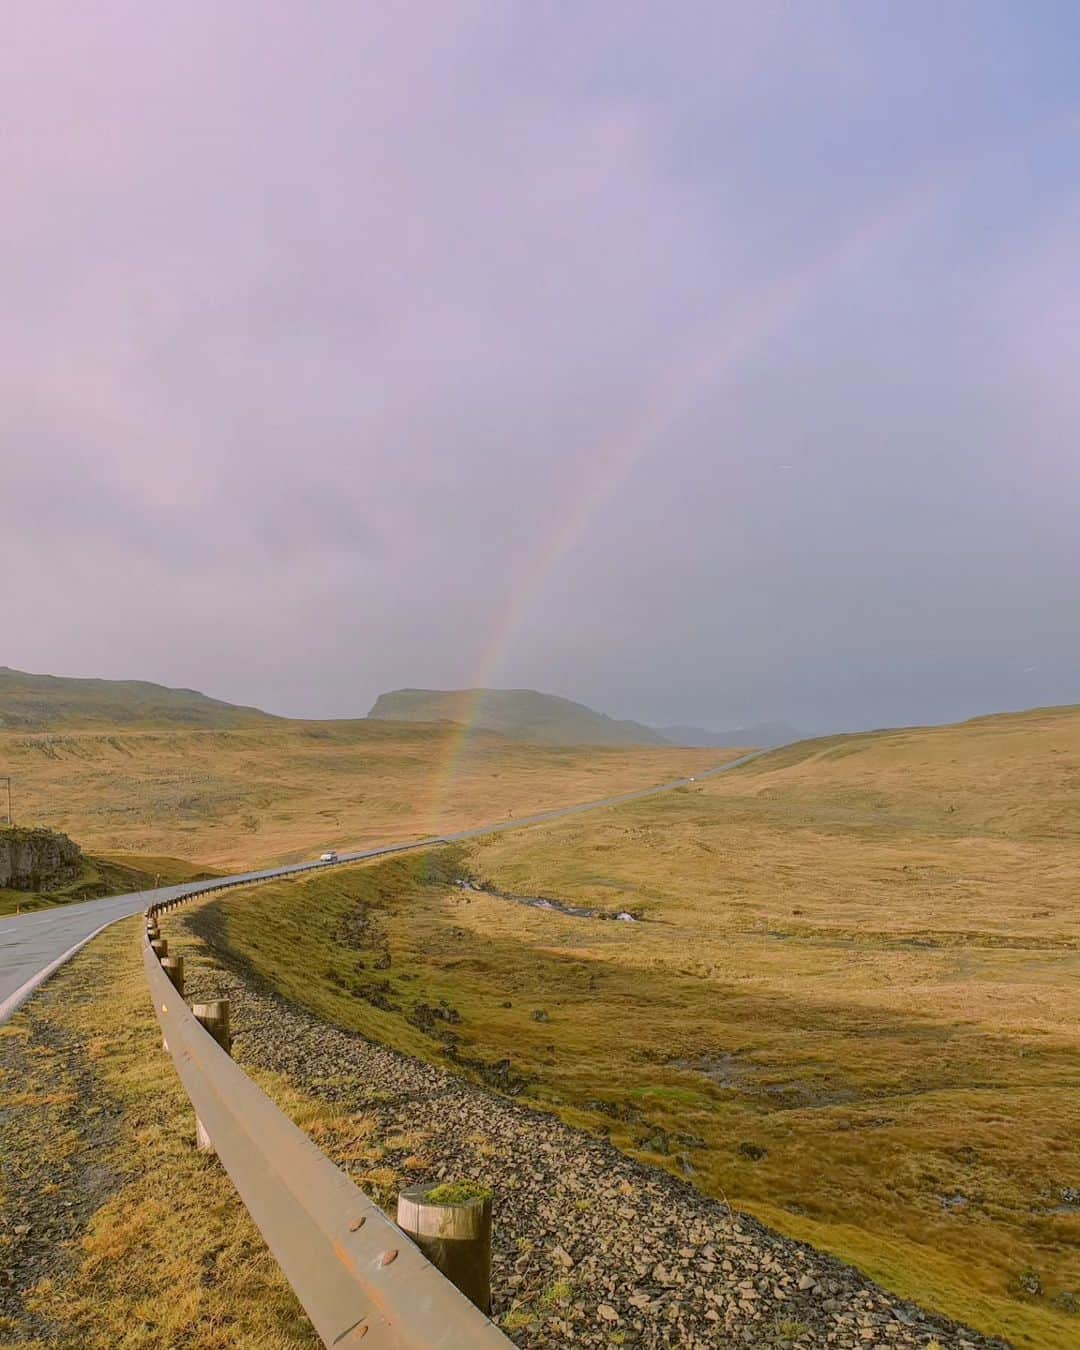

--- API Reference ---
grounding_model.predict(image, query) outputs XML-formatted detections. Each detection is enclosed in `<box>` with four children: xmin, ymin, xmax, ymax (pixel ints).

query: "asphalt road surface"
<box><xmin>0</xmin><ymin>750</ymin><xmax>765</xmax><ymax>1024</ymax></box>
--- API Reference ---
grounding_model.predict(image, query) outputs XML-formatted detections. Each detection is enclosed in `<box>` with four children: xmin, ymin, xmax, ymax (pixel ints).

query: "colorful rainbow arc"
<box><xmin>423</xmin><ymin>171</ymin><xmax>948</xmax><ymax>830</ymax></box>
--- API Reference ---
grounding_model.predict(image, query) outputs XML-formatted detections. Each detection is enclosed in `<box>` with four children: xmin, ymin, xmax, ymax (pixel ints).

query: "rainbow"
<box><xmin>424</xmin><ymin>172</ymin><xmax>946</xmax><ymax>830</ymax></box>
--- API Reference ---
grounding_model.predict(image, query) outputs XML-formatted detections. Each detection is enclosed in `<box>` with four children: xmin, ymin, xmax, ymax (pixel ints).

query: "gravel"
<box><xmin>177</xmin><ymin>913</ymin><xmax>1008</xmax><ymax>1350</ymax></box>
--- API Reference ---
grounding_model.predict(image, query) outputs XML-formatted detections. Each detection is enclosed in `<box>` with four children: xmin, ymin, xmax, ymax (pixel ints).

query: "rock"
<box><xmin>1016</xmin><ymin>1269</ymin><xmax>1042</xmax><ymax>1296</ymax></box>
<box><xmin>0</xmin><ymin>828</ymin><xmax>81</xmax><ymax>892</ymax></box>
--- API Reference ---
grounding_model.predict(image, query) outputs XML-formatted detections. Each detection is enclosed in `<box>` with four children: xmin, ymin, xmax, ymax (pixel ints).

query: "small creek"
<box><xmin>454</xmin><ymin>879</ymin><xmax>638</xmax><ymax>922</ymax></box>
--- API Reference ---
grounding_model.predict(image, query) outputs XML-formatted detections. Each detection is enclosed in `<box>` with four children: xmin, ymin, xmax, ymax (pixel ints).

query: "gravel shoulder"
<box><xmin>175</xmin><ymin>907</ymin><xmax>1007</xmax><ymax>1350</ymax></box>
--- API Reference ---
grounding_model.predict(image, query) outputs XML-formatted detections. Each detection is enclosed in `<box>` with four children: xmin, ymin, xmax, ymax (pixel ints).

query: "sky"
<box><xmin>2</xmin><ymin>1</ymin><xmax>1079</xmax><ymax>734</ymax></box>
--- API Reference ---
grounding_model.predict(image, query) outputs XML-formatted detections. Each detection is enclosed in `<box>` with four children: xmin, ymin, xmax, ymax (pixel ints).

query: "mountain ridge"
<box><xmin>0</xmin><ymin>666</ymin><xmax>277</xmax><ymax>730</ymax></box>
<box><xmin>368</xmin><ymin>687</ymin><xmax>671</xmax><ymax>746</ymax></box>
<box><xmin>0</xmin><ymin>666</ymin><xmax>795</xmax><ymax>748</ymax></box>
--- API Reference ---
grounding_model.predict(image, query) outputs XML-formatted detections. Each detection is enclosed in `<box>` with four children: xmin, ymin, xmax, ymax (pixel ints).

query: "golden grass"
<box><xmin>203</xmin><ymin>704</ymin><xmax>1080</xmax><ymax>1349</ymax></box>
<box><xmin>0</xmin><ymin>720</ymin><xmax>721</xmax><ymax>871</ymax></box>
<box><xmin>0</xmin><ymin>920</ymin><xmax>353</xmax><ymax>1347</ymax></box>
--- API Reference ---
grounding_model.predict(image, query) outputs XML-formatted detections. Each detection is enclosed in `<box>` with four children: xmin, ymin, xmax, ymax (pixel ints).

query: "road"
<box><xmin>0</xmin><ymin>749</ymin><xmax>765</xmax><ymax>1023</ymax></box>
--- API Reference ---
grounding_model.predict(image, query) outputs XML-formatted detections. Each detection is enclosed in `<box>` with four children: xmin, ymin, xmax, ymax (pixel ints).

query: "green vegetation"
<box><xmin>201</xmin><ymin>703</ymin><xmax>1080</xmax><ymax>1349</ymax></box>
<box><xmin>424</xmin><ymin>1180</ymin><xmax>492</xmax><ymax>1204</ymax></box>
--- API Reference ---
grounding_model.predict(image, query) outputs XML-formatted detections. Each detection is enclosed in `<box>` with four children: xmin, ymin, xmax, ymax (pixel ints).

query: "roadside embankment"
<box><xmin>161</xmin><ymin>902</ymin><xmax>1002</xmax><ymax>1349</ymax></box>
<box><xmin>0</xmin><ymin>918</ymin><xmax>318</xmax><ymax>1348</ymax></box>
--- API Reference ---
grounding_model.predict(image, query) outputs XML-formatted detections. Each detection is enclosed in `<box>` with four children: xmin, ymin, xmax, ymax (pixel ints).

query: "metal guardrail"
<box><xmin>140</xmin><ymin>834</ymin><xmax>453</xmax><ymax>914</ymax></box>
<box><xmin>130</xmin><ymin>758</ymin><xmax>776</xmax><ymax>1345</ymax></box>
<box><xmin>144</xmin><ymin>899</ymin><xmax>510</xmax><ymax>1349</ymax></box>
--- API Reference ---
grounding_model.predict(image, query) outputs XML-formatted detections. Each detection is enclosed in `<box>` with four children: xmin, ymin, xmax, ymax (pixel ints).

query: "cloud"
<box><xmin>2</xmin><ymin>2</ymin><xmax>1079</xmax><ymax>727</ymax></box>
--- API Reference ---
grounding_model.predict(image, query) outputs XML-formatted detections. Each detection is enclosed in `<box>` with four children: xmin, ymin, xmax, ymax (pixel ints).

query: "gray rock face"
<box><xmin>0</xmin><ymin>828</ymin><xmax>81</xmax><ymax>891</ymax></box>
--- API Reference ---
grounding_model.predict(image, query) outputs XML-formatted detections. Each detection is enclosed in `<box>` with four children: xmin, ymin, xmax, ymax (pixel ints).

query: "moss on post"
<box><xmin>396</xmin><ymin>1180</ymin><xmax>492</xmax><ymax>1313</ymax></box>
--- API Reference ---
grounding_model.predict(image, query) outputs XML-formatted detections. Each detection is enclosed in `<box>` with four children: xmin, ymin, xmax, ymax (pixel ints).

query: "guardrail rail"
<box><xmin>144</xmin><ymin>891</ymin><xmax>510</xmax><ymax>1349</ymax></box>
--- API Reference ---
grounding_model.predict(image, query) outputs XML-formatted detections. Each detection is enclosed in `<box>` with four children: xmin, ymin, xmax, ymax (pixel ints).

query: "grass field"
<box><xmin>200</xmin><ymin>704</ymin><xmax>1080</xmax><ymax>1349</ymax></box>
<box><xmin>0</xmin><ymin>721</ymin><xmax>721</xmax><ymax>872</ymax></box>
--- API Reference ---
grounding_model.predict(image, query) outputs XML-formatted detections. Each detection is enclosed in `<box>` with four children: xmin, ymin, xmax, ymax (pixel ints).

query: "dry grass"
<box><xmin>0</xmin><ymin>920</ymin><xmax>334</xmax><ymax>1348</ymax></box>
<box><xmin>203</xmin><ymin>704</ymin><xmax>1080</xmax><ymax>1349</ymax></box>
<box><xmin>0</xmin><ymin>720</ymin><xmax>721</xmax><ymax>871</ymax></box>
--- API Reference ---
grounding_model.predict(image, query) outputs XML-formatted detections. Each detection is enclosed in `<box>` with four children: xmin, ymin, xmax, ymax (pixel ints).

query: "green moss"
<box><xmin>424</xmin><ymin>1179</ymin><xmax>492</xmax><ymax>1205</ymax></box>
<box><xmin>538</xmin><ymin>1279</ymin><xmax>573</xmax><ymax>1306</ymax></box>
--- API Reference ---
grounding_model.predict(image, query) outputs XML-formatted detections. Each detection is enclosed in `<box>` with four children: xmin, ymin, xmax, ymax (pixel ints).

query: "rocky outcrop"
<box><xmin>0</xmin><ymin>828</ymin><xmax>82</xmax><ymax>891</ymax></box>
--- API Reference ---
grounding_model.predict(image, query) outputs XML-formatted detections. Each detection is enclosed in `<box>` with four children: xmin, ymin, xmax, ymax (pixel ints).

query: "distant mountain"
<box><xmin>368</xmin><ymin>688</ymin><xmax>670</xmax><ymax>746</ymax></box>
<box><xmin>657</xmin><ymin>721</ymin><xmax>800</xmax><ymax>748</ymax></box>
<box><xmin>0</xmin><ymin>667</ymin><xmax>277</xmax><ymax>731</ymax></box>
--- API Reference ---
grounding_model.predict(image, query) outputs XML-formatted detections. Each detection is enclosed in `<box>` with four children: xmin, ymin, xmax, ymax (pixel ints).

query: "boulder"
<box><xmin>0</xmin><ymin>827</ymin><xmax>82</xmax><ymax>891</ymax></box>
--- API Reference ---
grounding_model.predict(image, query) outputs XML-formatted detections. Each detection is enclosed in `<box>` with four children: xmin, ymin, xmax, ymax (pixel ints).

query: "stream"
<box><xmin>454</xmin><ymin>879</ymin><xmax>638</xmax><ymax>922</ymax></box>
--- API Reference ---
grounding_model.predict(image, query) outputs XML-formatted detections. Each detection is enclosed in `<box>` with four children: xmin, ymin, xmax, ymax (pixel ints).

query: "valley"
<box><xmin>0</xmin><ymin>720</ymin><xmax>720</xmax><ymax>873</ymax></box>
<box><xmin>190</xmin><ymin>704</ymin><xmax>1080</xmax><ymax>1348</ymax></box>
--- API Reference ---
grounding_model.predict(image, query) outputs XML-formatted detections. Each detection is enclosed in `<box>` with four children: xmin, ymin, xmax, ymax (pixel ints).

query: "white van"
<box><xmin>320</xmin><ymin>851</ymin><xmax>339</xmax><ymax>863</ymax></box>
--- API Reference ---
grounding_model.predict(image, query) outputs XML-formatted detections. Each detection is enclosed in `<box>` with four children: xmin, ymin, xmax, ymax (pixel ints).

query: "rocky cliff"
<box><xmin>0</xmin><ymin>828</ymin><xmax>82</xmax><ymax>891</ymax></box>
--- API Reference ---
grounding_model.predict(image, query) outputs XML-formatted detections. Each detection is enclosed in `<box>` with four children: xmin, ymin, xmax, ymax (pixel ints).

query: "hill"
<box><xmin>207</xmin><ymin>701</ymin><xmax>1080</xmax><ymax>1348</ymax></box>
<box><xmin>0</xmin><ymin>666</ymin><xmax>275</xmax><ymax>730</ymax></box>
<box><xmin>657</xmin><ymin>719</ymin><xmax>799</xmax><ymax>748</ymax></box>
<box><xmin>368</xmin><ymin>687</ymin><xmax>671</xmax><ymax>746</ymax></box>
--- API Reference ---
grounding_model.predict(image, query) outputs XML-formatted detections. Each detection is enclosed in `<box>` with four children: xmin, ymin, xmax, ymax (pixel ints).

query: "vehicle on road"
<box><xmin>319</xmin><ymin>851</ymin><xmax>339</xmax><ymax>862</ymax></box>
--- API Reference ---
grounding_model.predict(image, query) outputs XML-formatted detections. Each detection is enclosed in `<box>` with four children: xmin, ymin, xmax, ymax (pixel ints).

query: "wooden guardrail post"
<box><xmin>158</xmin><ymin>950</ymin><xmax>183</xmax><ymax>1052</ymax></box>
<box><xmin>396</xmin><ymin>1183</ymin><xmax>493</xmax><ymax>1313</ymax></box>
<box><xmin>161</xmin><ymin>955</ymin><xmax>184</xmax><ymax>995</ymax></box>
<box><xmin>192</xmin><ymin>1000</ymin><xmax>231</xmax><ymax>1153</ymax></box>
<box><xmin>193</xmin><ymin>999</ymin><xmax>231</xmax><ymax>1051</ymax></box>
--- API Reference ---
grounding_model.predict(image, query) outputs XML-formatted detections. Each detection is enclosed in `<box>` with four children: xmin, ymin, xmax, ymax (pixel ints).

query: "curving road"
<box><xmin>0</xmin><ymin>750</ymin><xmax>765</xmax><ymax>1024</ymax></box>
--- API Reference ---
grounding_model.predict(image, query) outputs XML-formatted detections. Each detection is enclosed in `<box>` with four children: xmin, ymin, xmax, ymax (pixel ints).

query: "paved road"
<box><xmin>0</xmin><ymin>750</ymin><xmax>765</xmax><ymax>1023</ymax></box>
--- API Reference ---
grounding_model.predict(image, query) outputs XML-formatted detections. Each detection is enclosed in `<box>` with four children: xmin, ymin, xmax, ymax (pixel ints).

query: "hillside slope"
<box><xmin>0</xmin><ymin>718</ymin><xmax>721</xmax><ymax>870</ymax></box>
<box><xmin>368</xmin><ymin>687</ymin><xmax>670</xmax><ymax>746</ymax></box>
<box><xmin>208</xmin><ymin>700</ymin><xmax>1080</xmax><ymax>1348</ymax></box>
<box><xmin>0</xmin><ymin>666</ymin><xmax>275</xmax><ymax>730</ymax></box>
